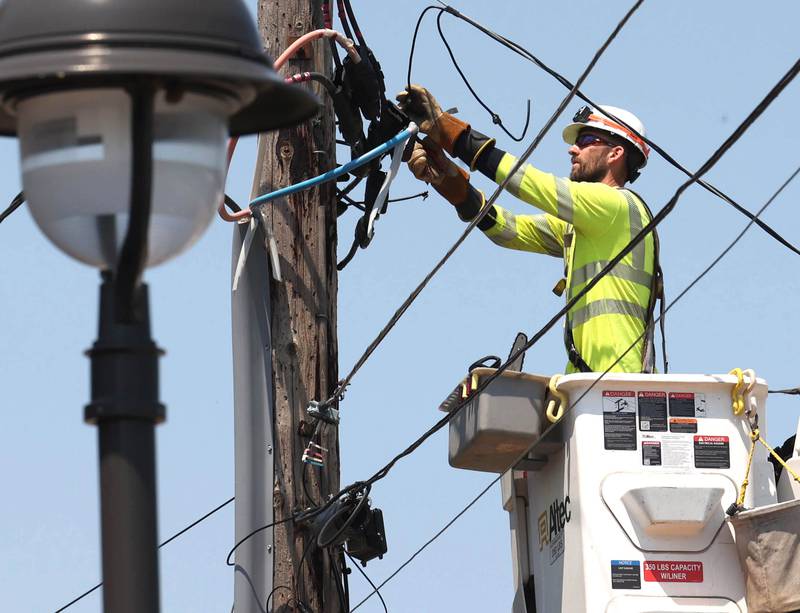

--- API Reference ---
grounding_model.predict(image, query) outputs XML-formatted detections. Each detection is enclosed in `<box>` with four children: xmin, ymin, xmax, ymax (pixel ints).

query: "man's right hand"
<box><xmin>397</xmin><ymin>85</ymin><xmax>469</xmax><ymax>154</ymax></box>
<box><xmin>396</xmin><ymin>84</ymin><xmax>444</xmax><ymax>138</ymax></box>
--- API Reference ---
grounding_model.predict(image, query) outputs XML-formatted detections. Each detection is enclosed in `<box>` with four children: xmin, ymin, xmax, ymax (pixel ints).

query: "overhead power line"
<box><xmin>54</xmin><ymin>496</ymin><xmax>235</xmax><ymax>612</ymax></box>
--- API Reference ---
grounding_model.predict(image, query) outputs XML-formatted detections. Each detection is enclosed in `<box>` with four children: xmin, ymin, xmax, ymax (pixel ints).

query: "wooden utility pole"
<box><xmin>256</xmin><ymin>1</ymin><xmax>341</xmax><ymax>611</ymax></box>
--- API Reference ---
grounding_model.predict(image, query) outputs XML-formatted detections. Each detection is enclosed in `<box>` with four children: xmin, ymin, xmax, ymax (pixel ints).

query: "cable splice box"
<box><xmin>439</xmin><ymin>367</ymin><xmax>548</xmax><ymax>473</ymax></box>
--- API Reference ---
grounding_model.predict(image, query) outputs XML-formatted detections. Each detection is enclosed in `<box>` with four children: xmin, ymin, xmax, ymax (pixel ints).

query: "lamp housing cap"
<box><xmin>0</xmin><ymin>0</ymin><xmax>318</xmax><ymax>135</ymax></box>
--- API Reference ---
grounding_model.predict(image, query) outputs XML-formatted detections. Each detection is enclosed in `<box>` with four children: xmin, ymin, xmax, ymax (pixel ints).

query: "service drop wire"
<box><xmin>324</xmin><ymin>0</ymin><xmax>646</xmax><ymax>413</ymax></box>
<box><xmin>431</xmin><ymin>1</ymin><xmax>800</xmax><ymax>258</ymax></box>
<box><xmin>55</xmin><ymin>496</ymin><xmax>236</xmax><ymax>612</ymax></box>
<box><xmin>435</xmin><ymin>10</ymin><xmax>530</xmax><ymax>141</ymax></box>
<box><xmin>0</xmin><ymin>191</ymin><xmax>24</xmax><ymax>225</ymax></box>
<box><xmin>349</xmin><ymin>71</ymin><xmax>800</xmax><ymax>613</ymax></box>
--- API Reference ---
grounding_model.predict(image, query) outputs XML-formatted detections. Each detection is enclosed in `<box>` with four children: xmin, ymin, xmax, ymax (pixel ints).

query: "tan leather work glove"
<box><xmin>396</xmin><ymin>84</ymin><xmax>469</xmax><ymax>155</ymax></box>
<box><xmin>406</xmin><ymin>137</ymin><xmax>470</xmax><ymax>205</ymax></box>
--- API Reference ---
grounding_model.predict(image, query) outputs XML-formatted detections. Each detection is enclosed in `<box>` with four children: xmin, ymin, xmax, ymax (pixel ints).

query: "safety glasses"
<box><xmin>574</xmin><ymin>133</ymin><xmax>617</xmax><ymax>149</ymax></box>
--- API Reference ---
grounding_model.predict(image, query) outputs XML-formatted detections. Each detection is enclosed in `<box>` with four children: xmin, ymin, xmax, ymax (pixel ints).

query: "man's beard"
<box><xmin>570</xmin><ymin>159</ymin><xmax>607</xmax><ymax>183</ymax></box>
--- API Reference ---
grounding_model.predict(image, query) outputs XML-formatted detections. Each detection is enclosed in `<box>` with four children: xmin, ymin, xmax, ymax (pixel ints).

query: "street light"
<box><xmin>0</xmin><ymin>1</ymin><xmax>318</xmax><ymax>611</ymax></box>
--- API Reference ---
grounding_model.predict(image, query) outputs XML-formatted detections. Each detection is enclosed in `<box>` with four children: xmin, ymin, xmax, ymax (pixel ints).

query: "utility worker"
<box><xmin>398</xmin><ymin>85</ymin><xmax>663</xmax><ymax>373</ymax></box>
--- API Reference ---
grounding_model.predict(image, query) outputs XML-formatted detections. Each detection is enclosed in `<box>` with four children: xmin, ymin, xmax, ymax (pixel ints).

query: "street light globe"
<box><xmin>17</xmin><ymin>88</ymin><xmax>235</xmax><ymax>268</ymax></box>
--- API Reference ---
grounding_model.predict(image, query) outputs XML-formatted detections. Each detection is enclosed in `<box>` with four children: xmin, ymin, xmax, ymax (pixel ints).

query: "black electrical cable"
<box><xmin>436</xmin><ymin>10</ymin><xmax>530</xmax><ymax>142</ymax></box>
<box><xmin>336</xmin><ymin>0</ymin><xmax>354</xmax><ymax>41</ymax></box>
<box><xmin>337</xmin><ymin>236</ymin><xmax>361</xmax><ymax>270</ymax></box>
<box><xmin>0</xmin><ymin>191</ymin><xmax>24</xmax><ymax>225</ymax></box>
<box><xmin>265</xmin><ymin>585</ymin><xmax>296</xmax><ymax>610</ymax></box>
<box><xmin>317</xmin><ymin>484</ymin><xmax>371</xmax><ymax>548</ymax></box>
<box><xmin>330</xmin><ymin>548</ymin><xmax>351</xmax><ymax>612</ymax></box>
<box><xmin>342</xmin><ymin>0</ymin><xmax>368</xmax><ymax>49</ymax></box>
<box><xmin>115</xmin><ymin>82</ymin><xmax>155</xmax><ymax>322</ymax></box>
<box><xmin>293</xmin><ymin>535</ymin><xmax>315</xmax><ymax>608</ymax></box>
<box><xmin>55</xmin><ymin>496</ymin><xmax>235</xmax><ymax>612</ymax></box>
<box><xmin>430</xmin><ymin>2</ymin><xmax>800</xmax><ymax>258</ymax></box>
<box><xmin>226</xmin><ymin>515</ymin><xmax>297</xmax><ymax>566</ymax></box>
<box><xmin>351</xmin><ymin>156</ymin><xmax>800</xmax><ymax>613</ymax></box>
<box><xmin>342</xmin><ymin>549</ymin><xmax>352</xmax><ymax>609</ymax></box>
<box><xmin>338</xmin><ymin>174</ymin><xmax>365</xmax><ymax>199</ymax></box>
<box><xmin>224</xmin><ymin>194</ymin><xmax>242</xmax><ymax>213</ymax></box>
<box><xmin>294</xmin><ymin>71</ymin><xmax>339</xmax><ymax>97</ymax></box>
<box><xmin>338</xmin><ymin>192</ymin><xmax>367</xmax><ymax>211</ymax></box>
<box><xmin>349</xmin><ymin>478</ymin><xmax>493</xmax><ymax>612</ymax></box>
<box><xmin>324</xmin><ymin>0</ymin><xmax>646</xmax><ymax>409</ymax></box>
<box><xmin>345</xmin><ymin>551</ymin><xmax>388</xmax><ymax>613</ymax></box>
<box><xmin>407</xmin><ymin>6</ymin><xmax>443</xmax><ymax>89</ymax></box>
<box><xmin>769</xmin><ymin>388</ymin><xmax>800</xmax><ymax>395</ymax></box>
<box><xmin>348</xmin><ymin>190</ymin><xmax>429</xmax><ymax>206</ymax></box>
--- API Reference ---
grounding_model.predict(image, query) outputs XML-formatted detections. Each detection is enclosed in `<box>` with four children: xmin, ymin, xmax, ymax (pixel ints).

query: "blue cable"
<box><xmin>249</xmin><ymin>126</ymin><xmax>417</xmax><ymax>207</ymax></box>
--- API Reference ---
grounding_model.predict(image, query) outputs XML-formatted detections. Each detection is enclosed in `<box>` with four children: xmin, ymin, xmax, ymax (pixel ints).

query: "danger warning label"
<box><xmin>638</xmin><ymin>391</ymin><xmax>667</xmax><ymax>432</ymax></box>
<box><xmin>643</xmin><ymin>560</ymin><xmax>703</xmax><ymax>583</ymax></box>
<box><xmin>603</xmin><ymin>391</ymin><xmax>636</xmax><ymax>451</ymax></box>
<box><xmin>668</xmin><ymin>392</ymin><xmax>706</xmax><ymax>417</ymax></box>
<box><xmin>694</xmin><ymin>436</ymin><xmax>730</xmax><ymax>469</ymax></box>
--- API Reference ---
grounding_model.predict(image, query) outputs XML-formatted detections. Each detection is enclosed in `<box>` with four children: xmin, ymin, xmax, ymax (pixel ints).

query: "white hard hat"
<box><xmin>562</xmin><ymin>105</ymin><xmax>650</xmax><ymax>169</ymax></box>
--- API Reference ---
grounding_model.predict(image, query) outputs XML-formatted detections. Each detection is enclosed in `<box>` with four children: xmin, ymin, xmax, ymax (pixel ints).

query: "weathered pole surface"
<box><xmin>257</xmin><ymin>1</ymin><xmax>341</xmax><ymax>610</ymax></box>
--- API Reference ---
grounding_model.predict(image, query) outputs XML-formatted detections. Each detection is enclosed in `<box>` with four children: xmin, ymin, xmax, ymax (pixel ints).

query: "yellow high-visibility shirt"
<box><xmin>482</xmin><ymin>153</ymin><xmax>656</xmax><ymax>373</ymax></box>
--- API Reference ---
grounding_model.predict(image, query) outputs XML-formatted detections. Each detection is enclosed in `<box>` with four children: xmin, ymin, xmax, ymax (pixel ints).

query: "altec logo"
<box><xmin>538</xmin><ymin>495</ymin><xmax>571</xmax><ymax>550</ymax></box>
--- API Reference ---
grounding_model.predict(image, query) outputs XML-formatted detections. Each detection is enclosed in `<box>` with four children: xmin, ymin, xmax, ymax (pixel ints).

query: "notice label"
<box><xmin>661</xmin><ymin>434</ymin><xmax>693</xmax><ymax>470</ymax></box>
<box><xmin>694</xmin><ymin>436</ymin><xmax>730</xmax><ymax>469</ymax></box>
<box><xmin>669</xmin><ymin>417</ymin><xmax>698</xmax><ymax>433</ymax></box>
<box><xmin>638</xmin><ymin>391</ymin><xmax>667</xmax><ymax>431</ymax></box>
<box><xmin>603</xmin><ymin>391</ymin><xmax>637</xmax><ymax>450</ymax></box>
<box><xmin>642</xmin><ymin>440</ymin><xmax>662</xmax><ymax>466</ymax></box>
<box><xmin>611</xmin><ymin>560</ymin><xmax>641</xmax><ymax>590</ymax></box>
<box><xmin>643</xmin><ymin>560</ymin><xmax>703</xmax><ymax>583</ymax></box>
<box><xmin>669</xmin><ymin>392</ymin><xmax>706</xmax><ymax>417</ymax></box>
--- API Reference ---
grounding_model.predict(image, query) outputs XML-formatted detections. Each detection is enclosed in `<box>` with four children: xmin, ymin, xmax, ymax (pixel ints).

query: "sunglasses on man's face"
<box><xmin>574</xmin><ymin>133</ymin><xmax>617</xmax><ymax>149</ymax></box>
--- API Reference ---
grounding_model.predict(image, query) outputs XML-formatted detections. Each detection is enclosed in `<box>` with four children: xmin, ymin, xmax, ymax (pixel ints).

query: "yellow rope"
<box><xmin>737</xmin><ymin>430</ymin><xmax>759</xmax><ymax>507</ymax></box>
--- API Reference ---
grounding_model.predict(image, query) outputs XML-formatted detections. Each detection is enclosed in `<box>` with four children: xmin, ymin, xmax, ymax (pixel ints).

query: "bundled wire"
<box><xmin>55</xmin><ymin>496</ymin><xmax>236</xmax><ymax>612</ymax></box>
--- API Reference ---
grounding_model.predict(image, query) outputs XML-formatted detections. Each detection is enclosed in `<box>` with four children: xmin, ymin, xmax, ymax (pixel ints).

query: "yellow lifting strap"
<box><xmin>545</xmin><ymin>374</ymin><xmax>568</xmax><ymax>423</ymax></box>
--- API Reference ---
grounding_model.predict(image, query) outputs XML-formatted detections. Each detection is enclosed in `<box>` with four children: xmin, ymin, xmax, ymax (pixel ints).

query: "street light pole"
<box><xmin>83</xmin><ymin>84</ymin><xmax>163</xmax><ymax>612</ymax></box>
<box><xmin>87</xmin><ymin>276</ymin><xmax>164</xmax><ymax>613</ymax></box>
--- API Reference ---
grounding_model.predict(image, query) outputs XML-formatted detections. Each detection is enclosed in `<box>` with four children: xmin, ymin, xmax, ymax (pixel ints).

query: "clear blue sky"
<box><xmin>2</xmin><ymin>1</ymin><xmax>799</xmax><ymax>611</ymax></box>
